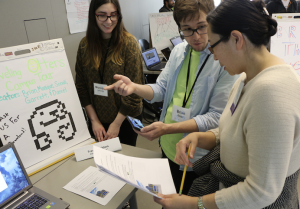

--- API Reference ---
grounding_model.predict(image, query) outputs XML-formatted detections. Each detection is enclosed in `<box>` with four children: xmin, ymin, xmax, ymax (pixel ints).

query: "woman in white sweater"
<box><xmin>154</xmin><ymin>0</ymin><xmax>300</xmax><ymax>208</ymax></box>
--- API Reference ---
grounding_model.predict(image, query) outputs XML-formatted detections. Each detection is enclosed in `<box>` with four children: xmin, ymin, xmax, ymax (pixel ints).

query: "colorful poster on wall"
<box><xmin>149</xmin><ymin>12</ymin><xmax>180</xmax><ymax>53</ymax></box>
<box><xmin>0</xmin><ymin>39</ymin><xmax>90</xmax><ymax>168</ymax></box>
<box><xmin>270</xmin><ymin>13</ymin><xmax>300</xmax><ymax>75</ymax></box>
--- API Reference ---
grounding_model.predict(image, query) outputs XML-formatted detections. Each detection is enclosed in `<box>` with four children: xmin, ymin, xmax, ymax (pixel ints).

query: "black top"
<box><xmin>159</xmin><ymin>5</ymin><xmax>172</xmax><ymax>12</ymax></box>
<box><xmin>266</xmin><ymin>0</ymin><xmax>298</xmax><ymax>16</ymax></box>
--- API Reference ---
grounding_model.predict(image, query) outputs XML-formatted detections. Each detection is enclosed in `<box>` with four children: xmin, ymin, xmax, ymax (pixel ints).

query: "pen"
<box><xmin>179</xmin><ymin>145</ymin><xmax>191</xmax><ymax>195</ymax></box>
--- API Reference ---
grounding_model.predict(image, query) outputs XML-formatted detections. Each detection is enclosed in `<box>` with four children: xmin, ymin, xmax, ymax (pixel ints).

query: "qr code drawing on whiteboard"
<box><xmin>27</xmin><ymin>100</ymin><xmax>77</xmax><ymax>151</ymax></box>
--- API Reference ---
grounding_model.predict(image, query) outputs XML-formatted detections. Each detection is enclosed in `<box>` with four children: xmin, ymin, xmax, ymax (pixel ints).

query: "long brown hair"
<box><xmin>84</xmin><ymin>0</ymin><xmax>131</xmax><ymax>69</ymax></box>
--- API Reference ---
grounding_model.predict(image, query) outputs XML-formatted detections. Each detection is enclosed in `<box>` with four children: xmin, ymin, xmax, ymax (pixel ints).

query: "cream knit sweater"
<box><xmin>211</xmin><ymin>65</ymin><xmax>300</xmax><ymax>208</ymax></box>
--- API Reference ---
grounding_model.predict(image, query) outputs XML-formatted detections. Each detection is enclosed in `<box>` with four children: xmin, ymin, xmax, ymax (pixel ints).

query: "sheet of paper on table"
<box><xmin>63</xmin><ymin>166</ymin><xmax>126</xmax><ymax>206</ymax></box>
<box><xmin>93</xmin><ymin>146</ymin><xmax>176</xmax><ymax>198</ymax></box>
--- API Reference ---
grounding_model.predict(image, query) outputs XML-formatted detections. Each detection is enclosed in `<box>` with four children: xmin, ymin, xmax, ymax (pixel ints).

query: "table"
<box><xmin>29</xmin><ymin>144</ymin><xmax>162</xmax><ymax>209</ymax></box>
<box><xmin>143</xmin><ymin>63</ymin><xmax>162</xmax><ymax>75</ymax></box>
<box><xmin>142</xmin><ymin>54</ymin><xmax>166</xmax><ymax>75</ymax></box>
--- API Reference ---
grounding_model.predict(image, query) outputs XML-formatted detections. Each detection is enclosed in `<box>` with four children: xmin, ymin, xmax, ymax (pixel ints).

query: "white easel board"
<box><xmin>0</xmin><ymin>38</ymin><xmax>91</xmax><ymax>168</ymax></box>
<box><xmin>270</xmin><ymin>13</ymin><xmax>300</xmax><ymax>75</ymax></box>
<box><xmin>149</xmin><ymin>12</ymin><xmax>180</xmax><ymax>53</ymax></box>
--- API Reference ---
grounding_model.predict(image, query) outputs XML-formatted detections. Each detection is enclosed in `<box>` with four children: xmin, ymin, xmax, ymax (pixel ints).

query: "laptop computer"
<box><xmin>170</xmin><ymin>36</ymin><xmax>183</xmax><ymax>47</ymax></box>
<box><xmin>142</xmin><ymin>48</ymin><xmax>166</xmax><ymax>71</ymax></box>
<box><xmin>0</xmin><ymin>143</ymin><xmax>70</xmax><ymax>209</ymax></box>
<box><xmin>161</xmin><ymin>47</ymin><xmax>171</xmax><ymax>61</ymax></box>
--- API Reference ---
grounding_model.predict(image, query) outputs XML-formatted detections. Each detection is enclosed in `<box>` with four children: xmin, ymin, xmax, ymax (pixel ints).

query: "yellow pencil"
<box><xmin>179</xmin><ymin>145</ymin><xmax>191</xmax><ymax>195</ymax></box>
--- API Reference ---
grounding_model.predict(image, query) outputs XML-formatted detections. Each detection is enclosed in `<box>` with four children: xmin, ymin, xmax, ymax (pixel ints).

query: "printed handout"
<box><xmin>93</xmin><ymin>146</ymin><xmax>176</xmax><ymax>198</ymax></box>
<box><xmin>63</xmin><ymin>166</ymin><xmax>125</xmax><ymax>205</ymax></box>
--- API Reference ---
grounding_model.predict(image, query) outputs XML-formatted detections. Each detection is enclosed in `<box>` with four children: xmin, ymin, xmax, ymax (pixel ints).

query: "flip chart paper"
<box><xmin>270</xmin><ymin>13</ymin><xmax>300</xmax><ymax>75</ymax></box>
<box><xmin>65</xmin><ymin>0</ymin><xmax>89</xmax><ymax>34</ymax></box>
<box><xmin>0</xmin><ymin>39</ymin><xmax>90</xmax><ymax>168</ymax></box>
<box><xmin>149</xmin><ymin>12</ymin><xmax>180</xmax><ymax>53</ymax></box>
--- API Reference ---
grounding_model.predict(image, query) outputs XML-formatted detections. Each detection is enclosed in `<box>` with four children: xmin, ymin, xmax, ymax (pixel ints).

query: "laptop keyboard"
<box><xmin>151</xmin><ymin>62</ymin><xmax>166</xmax><ymax>71</ymax></box>
<box><xmin>15</xmin><ymin>194</ymin><xmax>48</xmax><ymax>209</ymax></box>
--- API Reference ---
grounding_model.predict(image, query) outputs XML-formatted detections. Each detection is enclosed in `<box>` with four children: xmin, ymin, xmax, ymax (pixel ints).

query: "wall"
<box><xmin>0</xmin><ymin>0</ymin><xmax>162</xmax><ymax>80</ymax></box>
<box><xmin>0</xmin><ymin>0</ymin><xmax>220</xmax><ymax>79</ymax></box>
<box><xmin>120</xmin><ymin>0</ymin><xmax>163</xmax><ymax>42</ymax></box>
<box><xmin>0</xmin><ymin>0</ymin><xmax>86</xmax><ymax>80</ymax></box>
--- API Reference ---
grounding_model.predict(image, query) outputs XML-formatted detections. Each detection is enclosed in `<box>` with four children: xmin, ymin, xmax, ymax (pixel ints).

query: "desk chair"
<box><xmin>138</xmin><ymin>39</ymin><xmax>149</xmax><ymax>52</ymax></box>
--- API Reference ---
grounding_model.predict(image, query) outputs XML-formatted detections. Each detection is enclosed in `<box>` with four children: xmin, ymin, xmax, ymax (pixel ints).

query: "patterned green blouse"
<box><xmin>75</xmin><ymin>35</ymin><xmax>144</xmax><ymax>124</ymax></box>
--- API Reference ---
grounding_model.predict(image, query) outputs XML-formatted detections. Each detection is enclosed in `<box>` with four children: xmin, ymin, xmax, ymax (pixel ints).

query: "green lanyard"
<box><xmin>182</xmin><ymin>51</ymin><xmax>210</xmax><ymax>108</ymax></box>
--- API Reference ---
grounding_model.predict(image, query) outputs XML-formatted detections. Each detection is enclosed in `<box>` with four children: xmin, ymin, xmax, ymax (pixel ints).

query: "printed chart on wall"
<box><xmin>149</xmin><ymin>12</ymin><xmax>180</xmax><ymax>53</ymax></box>
<box><xmin>0</xmin><ymin>39</ymin><xmax>90</xmax><ymax>168</ymax></box>
<box><xmin>65</xmin><ymin>0</ymin><xmax>89</xmax><ymax>34</ymax></box>
<box><xmin>270</xmin><ymin>13</ymin><xmax>300</xmax><ymax>75</ymax></box>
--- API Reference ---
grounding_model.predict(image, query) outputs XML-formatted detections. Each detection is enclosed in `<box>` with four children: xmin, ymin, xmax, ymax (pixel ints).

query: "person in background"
<box><xmin>75</xmin><ymin>0</ymin><xmax>144</xmax><ymax>146</ymax></box>
<box><xmin>154</xmin><ymin>0</ymin><xmax>300</xmax><ymax>208</ymax></box>
<box><xmin>159</xmin><ymin>0</ymin><xmax>175</xmax><ymax>12</ymax></box>
<box><xmin>266</xmin><ymin>0</ymin><xmax>298</xmax><ymax>16</ymax></box>
<box><xmin>105</xmin><ymin>0</ymin><xmax>238</xmax><ymax>195</ymax></box>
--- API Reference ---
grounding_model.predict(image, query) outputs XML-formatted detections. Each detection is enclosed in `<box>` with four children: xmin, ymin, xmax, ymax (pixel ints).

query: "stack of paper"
<box><xmin>93</xmin><ymin>146</ymin><xmax>176</xmax><ymax>198</ymax></box>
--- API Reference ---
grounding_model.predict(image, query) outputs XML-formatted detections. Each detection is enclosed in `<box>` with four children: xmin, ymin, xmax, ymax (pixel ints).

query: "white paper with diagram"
<box><xmin>63</xmin><ymin>166</ymin><xmax>125</xmax><ymax>205</ymax></box>
<box><xmin>93</xmin><ymin>146</ymin><xmax>176</xmax><ymax>198</ymax></box>
<box><xmin>149</xmin><ymin>12</ymin><xmax>180</xmax><ymax>53</ymax></box>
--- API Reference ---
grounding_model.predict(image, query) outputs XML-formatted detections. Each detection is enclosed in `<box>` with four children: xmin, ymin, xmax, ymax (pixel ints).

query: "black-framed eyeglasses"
<box><xmin>208</xmin><ymin>36</ymin><xmax>227</xmax><ymax>54</ymax></box>
<box><xmin>180</xmin><ymin>25</ymin><xmax>208</xmax><ymax>37</ymax></box>
<box><xmin>95</xmin><ymin>14</ymin><xmax>120</xmax><ymax>22</ymax></box>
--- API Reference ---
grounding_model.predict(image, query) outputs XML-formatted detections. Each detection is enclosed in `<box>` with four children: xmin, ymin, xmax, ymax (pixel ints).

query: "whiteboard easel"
<box><xmin>0</xmin><ymin>39</ymin><xmax>91</xmax><ymax>171</ymax></box>
<box><xmin>149</xmin><ymin>12</ymin><xmax>180</xmax><ymax>53</ymax></box>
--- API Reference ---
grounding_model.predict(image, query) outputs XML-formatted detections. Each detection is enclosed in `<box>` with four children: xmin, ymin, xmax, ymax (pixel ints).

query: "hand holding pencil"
<box><xmin>175</xmin><ymin>133</ymin><xmax>199</xmax><ymax>168</ymax></box>
<box><xmin>179</xmin><ymin>145</ymin><xmax>191</xmax><ymax>195</ymax></box>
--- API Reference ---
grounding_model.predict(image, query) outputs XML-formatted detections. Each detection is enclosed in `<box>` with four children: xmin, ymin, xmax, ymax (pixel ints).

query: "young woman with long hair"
<box><xmin>75</xmin><ymin>0</ymin><xmax>144</xmax><ymax>146</ymax></box>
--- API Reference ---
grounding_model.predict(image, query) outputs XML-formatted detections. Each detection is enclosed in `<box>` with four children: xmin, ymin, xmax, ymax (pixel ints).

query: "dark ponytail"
<box><xmin>207</xmin><ymin>0</ymin><xmax>278</xmax><ymax>47</ymax></box>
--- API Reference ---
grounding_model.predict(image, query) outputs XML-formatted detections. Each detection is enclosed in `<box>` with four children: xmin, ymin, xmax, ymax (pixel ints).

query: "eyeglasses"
<box><xmin>180</xmin><ymin>25</ymin><xmax>208</xmax><ymax>37</ymax></box>
<box><xmin>208</xmin><ymin>36</ymin><xmax>227</xmax><ymax>54</ymax></box>
<box><xmin>95</xmin><ymin>14</ymin><xmax>120</xmax><ymax>22</ymax></box>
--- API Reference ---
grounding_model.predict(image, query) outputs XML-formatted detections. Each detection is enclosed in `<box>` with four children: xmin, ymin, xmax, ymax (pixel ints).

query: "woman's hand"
<box><xmin>174</xmin><ymin>132</ymin><xmax>200</xmax><ymax>167</ymax></box>
<box><xmin>104</xmin><ymin>74</ymin><xmax>136</xmax><ymax>96</ymax></box>
<box><xmin>153</xmin><ymin>193</ymin><xmax>198</xmax><ymax>209</ymax></box>
<box><xmin>91</xmin><ymin>120</ymin><xmax>106</xmax><ymax>142</ymax></box>
<box><xmin>103</xmin><ymin>121</ymin><xmax>121</xmax><ymax>140</ymax></box>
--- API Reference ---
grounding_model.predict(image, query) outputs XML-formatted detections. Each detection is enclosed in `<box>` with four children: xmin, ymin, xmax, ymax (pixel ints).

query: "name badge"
<box><xmin>172</xmin><ymin>105</ymin><xmax>191</xmax><ymax>122</ymax></box>
<box><xmin>74</xmin><ymin>137</ymin><xmax>122</xmax><ymax>162</ymax></box>
<box><xmin>230</xmin><ymin>80</ymin><xmax>244</xmax><ymax>115</ymax></box>
<box><xmin>94</xmin><ymin>83</ymin><xmax>108</xmax><ymax>97</ymax></box>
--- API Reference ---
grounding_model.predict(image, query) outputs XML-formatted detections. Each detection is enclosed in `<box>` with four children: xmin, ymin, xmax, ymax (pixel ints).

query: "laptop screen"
<box><xmin>142</xmin><ymin>48</ymin><xmax>160</xmax><ymax>67</ymax></box>
<box><xmin>0</xmin><ymin>146</ymin><xmax>30</xmax><ymax>205</ymax></box>
<box><xmin>170</xmin><ymin>36</ymin><xmax>183</xmax><ymax>46</ymax></box>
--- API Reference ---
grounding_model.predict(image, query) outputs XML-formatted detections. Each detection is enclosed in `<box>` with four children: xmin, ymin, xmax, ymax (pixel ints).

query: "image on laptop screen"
<box><xmin>0</xmin><ymin>147</ymin><xmax>29</xmax><ymax>204</ymax></box>
<box><xmin>142</xmin><ymin>48</ymin><xmax>160</xmax><ymax>67</ymax></box>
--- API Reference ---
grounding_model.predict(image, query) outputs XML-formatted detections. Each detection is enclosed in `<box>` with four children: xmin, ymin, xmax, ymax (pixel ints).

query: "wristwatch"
<box><xmin>198</xmin><ymin>196</ymin><xmax>206</xmax><ymax>209</ymax></box>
